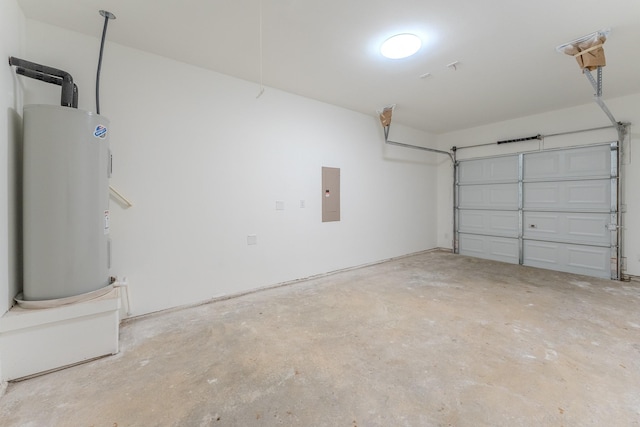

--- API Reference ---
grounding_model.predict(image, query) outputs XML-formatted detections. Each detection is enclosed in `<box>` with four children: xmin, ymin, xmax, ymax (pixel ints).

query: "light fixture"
<box><xmin>380</xmin><ymin>33</ymin><xmax>422</xmax><ymax>59</ymax></box>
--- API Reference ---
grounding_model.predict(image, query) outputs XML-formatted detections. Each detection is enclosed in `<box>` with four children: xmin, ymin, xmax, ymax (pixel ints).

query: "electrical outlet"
<box><xmin>300</xmin><ymin>200</ymin><xmax>306</xmax><ymax>208</ymax></box>
<box><xmin>276</xmin><ymin>201</ymin><xmax>284</xmax><ymax>211</ymax></box>
<box><xmin>247</xmin><ymin>235</ymin><xmax>257</xmax><ymax>245</ymax></box>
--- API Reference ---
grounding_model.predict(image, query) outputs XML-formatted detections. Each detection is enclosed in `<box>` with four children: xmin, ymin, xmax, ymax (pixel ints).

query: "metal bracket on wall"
<box><xmin>383</xmin><ymin>133</ymin><xmax>455</xmax><ymax>163</ymax></box>
<box><xmin>378</xmin><ymin>106</ymin><xmax>454</xmax><ymax>162</ymax></box>
<box><xmin>584</xmin><ymin>66</ymin><xmax>626</xmax><ymax>138</ymax></box>
<box><xmin>377</xmin><ymin>105</ymin><xmax>456</xmax><ymax>252</ymax></box>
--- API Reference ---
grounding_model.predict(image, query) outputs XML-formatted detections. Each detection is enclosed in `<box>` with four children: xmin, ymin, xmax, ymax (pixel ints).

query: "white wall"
<box><xmin>21</xmin><ymin>19</ymin><xmax>637</xmax><ymax>323</ymax></box>
<box><xmin>1</xmin><ymin>0</ymin><xmax>25</xmax><ymax>316</ymax></box>
<box><xmin>436</xmin><ymin>94</ymin><xmax>640</xmax><ymax>276</ymax></box>
<box><xmin>23</xmin><ymin>21</ymin><xmax>440</xmax><ymax>316</ymax></box>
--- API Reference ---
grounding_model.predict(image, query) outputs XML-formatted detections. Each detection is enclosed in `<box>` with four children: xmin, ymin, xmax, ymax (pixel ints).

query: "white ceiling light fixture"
<box><xmin>380</xmin><ymin>33</ymin><xmax>422</xmax><ymax>59</ymax></box>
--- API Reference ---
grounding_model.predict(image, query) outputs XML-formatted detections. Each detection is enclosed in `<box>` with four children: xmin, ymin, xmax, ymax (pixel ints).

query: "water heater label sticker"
<box><xmin>104</xmin><ymin>210</ymin><xmax>110</xmax><ymax>235</ymax></box>
<box><xmin>94</xmin><ymin>125</ymin><xmax>108</xmax><ymax>139</ymax></box>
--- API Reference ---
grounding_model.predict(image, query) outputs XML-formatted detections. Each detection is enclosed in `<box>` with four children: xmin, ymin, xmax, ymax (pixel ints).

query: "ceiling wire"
<box><xmin>256</xmin><ymin>0</ymin><xmax>265</xmax><ymax>98</ymax></box>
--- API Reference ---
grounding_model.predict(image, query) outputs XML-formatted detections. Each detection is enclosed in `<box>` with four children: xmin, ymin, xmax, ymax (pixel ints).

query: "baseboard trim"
<box><xmin>121</xmin><ymin>248</ymin><xmax>447</xmax><ymax>325</ymax></box>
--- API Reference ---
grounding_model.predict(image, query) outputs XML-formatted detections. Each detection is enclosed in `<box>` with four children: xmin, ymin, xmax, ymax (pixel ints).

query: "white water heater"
<box><xmin>22</xmin><ymin>105</ymin><xmax>111</xmax><ymax>300</ymax></box>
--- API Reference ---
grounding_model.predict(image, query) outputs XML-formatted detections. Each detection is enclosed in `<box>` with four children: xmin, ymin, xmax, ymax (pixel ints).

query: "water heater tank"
<box><xmin>23</xmin><ymin>104</ymin><xmax>111</xmax><ymax>301</ymax></box>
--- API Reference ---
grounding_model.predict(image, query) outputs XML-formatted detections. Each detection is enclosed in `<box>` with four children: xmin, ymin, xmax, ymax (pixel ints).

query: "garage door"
<box><xmin>455</xmin><ymin>142</ymin><xmax>619</xmax><ymax>279</ymax></box>
<box><xmin>456</xmin><ymin>155</ymin><xmax>520</xmax><ymax>264</ymax></box>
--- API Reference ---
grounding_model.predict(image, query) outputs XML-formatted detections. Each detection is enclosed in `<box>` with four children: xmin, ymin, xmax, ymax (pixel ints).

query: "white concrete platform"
<box><xmin>0</xmin><ymin>289</ymin><xmax>120</xmax><ymax>381</ymax></box>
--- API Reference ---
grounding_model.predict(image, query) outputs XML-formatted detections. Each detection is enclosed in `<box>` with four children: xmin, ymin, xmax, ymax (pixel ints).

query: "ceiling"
<box><xmin>17</xmin><ymin>0</ymin><xmax>640</xmax><ymax>134</ymax></box>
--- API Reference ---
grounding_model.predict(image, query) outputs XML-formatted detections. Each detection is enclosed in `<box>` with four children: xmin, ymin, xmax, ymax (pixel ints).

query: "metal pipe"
<box><xmin>381</xmin><ymin>121</ymin><xmax>456</xmax><ymax>251</ymax></box>
<box><xmin>452</xmin><ymin>149</ymin><xmax>458</xmax><ymax>253</ymax></box>
<box><xmin>382</xmin><ymin>122</ymin><xmax>453</xmax><ymax>162</ymax></box>
<box><xmin>453</xmin><ymin>124</ymin><xmax>619</xmax><ymax>151</ymax></box>
<box><xmin>385</xmin><ymin>139</ymin><xmax>454</xmax><ymax>162</ymax></box>
<box><xmin>96</xmin><ymin>10</ymin><xmax>116</xmax><ymax>115</ymax></box>
<box><xmin>14</xmin><ymin>68</ymin><xmax>79</xmax><ymax>108</ymax></box>
<box><xmin>584</xmin><ymin>67</ymin><xmax>627</xmax><ymax>136</ymax></box>
<box><xmin>544</xmin><ymin>124</ymin><xmax>616</xmax><ymax>138</ymax></box>
<box><xmin>455</xmin><ymin>141</ymin><xmax>616</xmax><ymax>162</ymax></box>
<box><xmin>15</xmin><ymin>67</ymin><xmax>61</xmax><ymax>85</ymax></box>
<box><xmin>450</xmin><ymin>141</ymin><xmax>496</xmax><ymax>150</ymax></box>
<box><xmin>594</xmin><ymin>96</ymin><xmax>619</xmax><ymax>128</ymax></box>
<box><xmin>616</xmin><ymin>124</ymin><xmax>630</xmax><ymax>280</ymax></box>
<box><xmin>9</xmin><ymin>56</ymin><xmax>76</xmax><ymax>107</ymax></box>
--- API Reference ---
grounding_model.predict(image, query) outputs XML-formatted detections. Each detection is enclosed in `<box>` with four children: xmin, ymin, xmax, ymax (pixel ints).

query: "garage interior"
<box><xmin>1</xmin><ymin>0</ymin><xmax>640</xmax><ymax>426</ymax></box>
<box><xmin>3</xmin><ymin>251</ymin><xmax>640</xmax><ymax>425</ymax></box>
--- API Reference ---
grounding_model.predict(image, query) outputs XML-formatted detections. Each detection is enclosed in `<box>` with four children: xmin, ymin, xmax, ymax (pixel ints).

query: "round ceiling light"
<box><xmin>380</xmin><ymin>33</ymin><xmax>422</xmax><ymax>59</ymax></box>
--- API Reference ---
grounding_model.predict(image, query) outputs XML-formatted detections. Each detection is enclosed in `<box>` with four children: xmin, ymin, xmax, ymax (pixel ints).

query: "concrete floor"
<box><xmin>1</xmin><ymin>251</ymin><xmax>640</xmax><ymax>426</ymax></box>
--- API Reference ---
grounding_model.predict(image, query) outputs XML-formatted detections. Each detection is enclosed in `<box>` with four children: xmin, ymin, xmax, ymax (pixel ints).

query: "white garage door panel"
<box><xmin>523</xmin><ymin>212</ymin><xmax>611</xmax><ymax>245</ymax></box>
<box><xmin>455</xmin><ymin>143</ymin><xmax>618</xmax><ymax>279</ymax></box>
<box><xmin>458</xmin><ymin>156</ymin><xmax>518</xmax><ymax>184</ymax></box>
<box><xmin>523</xmin><ymin>240</ymin><xmax>610</xmax><ymax>278</ymax></box>
<box><xmin>459</xmin><ymin>234</ymin><xmax>519</xmax><ymax>264</ymax></box>
<box><xmin>458</xmin><ymin>183</ymin><xmax>519</xmax><ymax>210</ymax></box>
<box><xmin>524</xmin><ymin>180</ymin><xmax>610</xmax><ymax>211</ymax></box>
<box><xmin>524</xmin><ymin>145</ymin><xmax>611</xmax><ymax>181</ymax></box>
<box><xmin>459</xmin><ymin>210</ymin><xmax>519</xmax><ymax>237</ymax></box>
